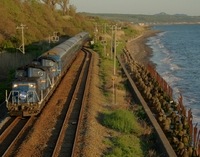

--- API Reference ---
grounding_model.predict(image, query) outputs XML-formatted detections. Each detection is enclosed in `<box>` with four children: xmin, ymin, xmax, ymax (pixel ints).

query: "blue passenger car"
<box><xmin>6</xmin><ymin>32</ymin><xmax>89</xmax><ymax>116</ymax></box>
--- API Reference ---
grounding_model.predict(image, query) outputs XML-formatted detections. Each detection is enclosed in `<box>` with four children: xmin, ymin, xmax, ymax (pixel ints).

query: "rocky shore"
<box><xmin>125</xmin><ymin>29</ymin><xmax>200</xmax><ymax>156</ymax></box>
<box><xmin>126</xmin><ymin>30</ymin><xmax>161</xmax><ymax>66</ymax></box>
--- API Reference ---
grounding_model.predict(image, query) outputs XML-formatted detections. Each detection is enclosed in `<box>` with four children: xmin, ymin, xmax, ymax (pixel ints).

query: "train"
<box><xmin>5</xmin><ymin>32</ymin><xmax>89</xmax><ymax>117</ymax></box>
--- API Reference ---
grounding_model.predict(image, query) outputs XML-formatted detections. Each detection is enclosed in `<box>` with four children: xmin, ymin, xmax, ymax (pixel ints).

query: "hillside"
<box><xmin>0</xmin><ymin>0</ymin><xmax>146</xmax><ymax>103</ymax></box>
<box><xmin>0</xmin><ymin>0</ymin><xmax>95</xmax><ymax>52</ymax></box>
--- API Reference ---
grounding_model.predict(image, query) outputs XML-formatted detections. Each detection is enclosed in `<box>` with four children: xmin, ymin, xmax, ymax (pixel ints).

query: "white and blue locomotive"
<box><xmin>5</xmin><ymin>32</ymin><xmax>89</xmax><ymax>116</ymax></box>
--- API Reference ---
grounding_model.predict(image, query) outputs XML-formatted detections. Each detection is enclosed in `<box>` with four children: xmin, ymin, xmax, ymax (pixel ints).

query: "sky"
<box><xmin>71</xmin><ymin>0</ymin><xmax>200</xmax><ymax>16</ymax></box>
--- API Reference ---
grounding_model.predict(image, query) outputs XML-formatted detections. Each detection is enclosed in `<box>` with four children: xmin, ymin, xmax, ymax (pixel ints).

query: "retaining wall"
<box><xmin>118</xmin><ymin>56</ymin><xmax>177</xmax><ymax>157</ymax></box>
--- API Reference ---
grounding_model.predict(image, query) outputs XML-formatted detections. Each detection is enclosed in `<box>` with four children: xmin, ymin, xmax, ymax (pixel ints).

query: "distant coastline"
<box><xmin>83</xmin><ymin>12</ymin><xmax>200</xmax><ymax>25</ymax></box>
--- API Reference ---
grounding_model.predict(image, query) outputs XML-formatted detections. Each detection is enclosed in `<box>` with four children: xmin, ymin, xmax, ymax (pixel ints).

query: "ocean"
<box><xmin>147</xmin><ymin>24</ymin><xmax>200</xmax><ymax>126</ymax></box>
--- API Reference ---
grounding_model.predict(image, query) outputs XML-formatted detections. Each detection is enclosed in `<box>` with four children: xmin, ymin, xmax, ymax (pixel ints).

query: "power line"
<box><xmin>16</xmin><ymin>23</ymin><xmax>28</xmax><ymax>54</ymax></box>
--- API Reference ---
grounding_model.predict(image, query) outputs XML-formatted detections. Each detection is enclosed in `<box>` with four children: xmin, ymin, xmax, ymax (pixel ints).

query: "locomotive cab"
<box><xmin>6</xmin><ymin>77</ymin><xmax>42</xmax><ymax>116</ymax></box>
<box><xmin>6</xmin><ymin>64</ymin><xmax>54</xmax><ymax>116</ymax></box>
<box><xmin>40</xmin><ymin>52</ymin><xmax>62</xmax><ymax>76</ymax></box>
<box><xmin>33</xmin><ymin>57</ymin><xmax>59</xmax><ymax>78</ymax></box>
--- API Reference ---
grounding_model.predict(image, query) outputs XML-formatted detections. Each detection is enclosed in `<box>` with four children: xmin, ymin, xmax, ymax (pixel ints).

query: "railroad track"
<box><xmin>0</xmin><ymin>48</ymin><xmax>93</xmax><ymax>156</ymax></box>
<box><xmin>0</xmin><ymin>116</ymin><xmax>36</xmax><ymax>156</ymax></box>
<box><xmin>52</xmin><ymin>48</ymin><xmax>92</xmax><ymax>156</ymax></box>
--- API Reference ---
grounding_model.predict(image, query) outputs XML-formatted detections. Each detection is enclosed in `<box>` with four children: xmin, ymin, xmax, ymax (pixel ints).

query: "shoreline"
<box><xmin>126</xmin><ymin>29</ymin><xmax>161</xmax><ymax>67</ymax></box>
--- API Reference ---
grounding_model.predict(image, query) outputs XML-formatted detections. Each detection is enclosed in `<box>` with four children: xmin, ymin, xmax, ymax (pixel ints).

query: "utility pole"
<box><xmin>94</xmin><ymin>23</ymin><xmax>98</xmax><ymax>43</ymax></box>
<box><xmin>112</xmin><ymin>25</ymin><xmax>121</xmax><ymax>104</ymax></box>
<box><xmin>16</xmin><ymin>23</ymin><xmax>28</xmax><ymax>54</ymax></box>
<box><xmin>110</xmin><ymin>25</ymin><xmax>114</xmax><ymax>59</ymax></box>
<box><xmin>112</xmin><ymin>25</ymin><xmax>117</xmax><ymax>105</ymax></box>
<box><xmin>103</xmin><ymin>23</ymin><xmax>107</xmax><ymax>57</ymax></box>
<box><xmin>113</xmin><ymin>25</ymin><xmax>117</xmax><ymax>76</ymax></box>
<box><xmin>112</xmin><ymin>76</ymin><xmax>115</xmax><ymax>104</ymax></box>
<box><xmin>113</xmin><ymin>25</ymin><xmax>121</xmax><ymax>76</ymax></box>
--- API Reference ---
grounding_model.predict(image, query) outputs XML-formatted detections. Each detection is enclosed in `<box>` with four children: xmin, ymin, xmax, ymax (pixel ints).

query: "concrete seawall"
<box><xmin>117</xmin><ymin>55</ymin><xmax>177</xmax><ymax>157</ymax></box>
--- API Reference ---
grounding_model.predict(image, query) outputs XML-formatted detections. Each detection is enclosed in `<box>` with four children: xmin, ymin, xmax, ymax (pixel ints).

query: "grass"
<box><xmin>103</xmin><ymin>109</ymin><xmax>141</xmax><ymax>134</ymax></box>
<box><xmin>103</xmin><ymin>109</ymin><xmax>157</xmax><ymax>157</ymax></box>
<box><xmin>104</xmin><ymin>134</ymin><xmax>144</xmax><ymax>157</ymax></box>
<box><xmin>91</xmin><ymin>26</ymin><xmax>160</xmax><ymax>156</ymax></box>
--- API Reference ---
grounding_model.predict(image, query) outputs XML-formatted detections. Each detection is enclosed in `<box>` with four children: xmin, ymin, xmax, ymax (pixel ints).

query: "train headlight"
<box><xmin>19</xmin><ymin>91</ymin><xmax>27</xmax><ymax>100</ymax></box>
<box><xmin>29</xmin><ymin>83</ymin><xmax>34</xmax><ymax>88</ymax></box>
<box><xmin>13</xmin><ymin>84</ymin><xmax>18</xmax><ymax>88</ymax></box>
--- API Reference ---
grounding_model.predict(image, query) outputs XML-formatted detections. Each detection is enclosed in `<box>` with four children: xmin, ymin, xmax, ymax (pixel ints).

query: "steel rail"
<box><xmin>1</xmin><ymin>117</ymin><xmax>34</xmax><ymax>157</ymax></box>
<box><xmin>52</xmin><ymin>49</ymin><xmax>91</xmax><ymax>156</ymax></box>
<box><xmin>71</xmin><ymin>48</ymin><xmax>93</xmax><ymax>157</ymax></box>
<box><xmin>0</xmin><ymin>117</ymin><xmax>20</xmax><ymax>143</ymax></box>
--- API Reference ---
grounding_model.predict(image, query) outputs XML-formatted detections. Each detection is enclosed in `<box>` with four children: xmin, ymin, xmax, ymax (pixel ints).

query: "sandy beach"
<box><xmin>126</xmin><ymin>30</ymin><xmax>161</xmax><ymax>67</ymax></box>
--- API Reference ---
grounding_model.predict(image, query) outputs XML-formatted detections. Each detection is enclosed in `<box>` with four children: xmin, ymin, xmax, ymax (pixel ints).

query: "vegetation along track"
<box><xmin>0</xmin><ymin>47</ymin><xmax>93</xmax><ymax>157</ymax></box>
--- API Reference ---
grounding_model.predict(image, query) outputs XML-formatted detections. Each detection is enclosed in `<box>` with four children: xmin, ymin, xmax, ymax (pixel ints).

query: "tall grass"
<box><xmin>104</xmin><ymin>135</ymin><xmax>144</xmax><ymax>157</ymax></box>
<box><xmin>103</xmin><ymin>110</ymin><xmax>158</xmax><ymax>157</ymax></box>
<box><xmin>103</xmin><ymin>109</ymin><xmax>142</xmax><ymax>135</ymax></box>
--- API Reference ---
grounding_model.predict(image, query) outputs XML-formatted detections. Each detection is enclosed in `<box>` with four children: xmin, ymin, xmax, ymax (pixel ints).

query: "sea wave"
<box><xmin>170</xmin><ymin>63</ymin><xmax>181</xmax><ymax>71</ymax></box>
<box><xmin>161</xmin><ymin>56</ymin><xmax>171</xmax><ymax>64</ymax></box>
<box><xmin>149</xmin><ymin>24</ymin><xmax>200</xmax><ymax>127</ymax></box>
